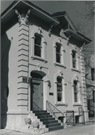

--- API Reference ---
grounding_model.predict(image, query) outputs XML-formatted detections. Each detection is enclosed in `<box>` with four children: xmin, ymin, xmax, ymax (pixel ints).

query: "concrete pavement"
<box><xmin>0</xmin><ymin>123</ymin><xmax>95</xmax><ymax>135</ymax></box>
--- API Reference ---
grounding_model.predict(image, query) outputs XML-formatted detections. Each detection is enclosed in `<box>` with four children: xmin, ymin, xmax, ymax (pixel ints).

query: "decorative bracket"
<box><xmin>48</xmin><ymin>25</ymin><xmax>53</xmax><ymax>36</ymax></box>
<box><xmin>15</xmin><ymin>9</ymin><xmax>31</xmax><ymax>25</ymax></box>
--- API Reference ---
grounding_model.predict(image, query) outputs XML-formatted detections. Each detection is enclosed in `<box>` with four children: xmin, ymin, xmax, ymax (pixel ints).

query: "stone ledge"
<box><xmin>1</xmin><ymin>111</ymin><xmax>29</xmax><ymax>115</ymax></box>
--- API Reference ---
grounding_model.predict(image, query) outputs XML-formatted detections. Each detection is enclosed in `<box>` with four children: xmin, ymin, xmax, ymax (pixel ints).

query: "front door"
<box><xmin>30</xmin><ymin>78</ymin><xmax>43</xmax><ymax>110</ymax></box>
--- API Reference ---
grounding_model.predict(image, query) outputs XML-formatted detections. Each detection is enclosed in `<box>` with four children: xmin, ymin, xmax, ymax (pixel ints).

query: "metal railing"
<box><xmin>33</xmin><ymin>102</ymin><xmax>49</xmax><ymax>127</ymax></box>
<box><xmin>46</xmin><ymin>101</ymin><xmax>75</xmax><ymax>125</ymax></box>
<box><xmin>46</xmin><ymin>101</ymin><xmax>65</xmax><ymax>122</ymax></box>
<box><xmin>65</xmin><ymin>111</ymin><xmax>75</xmax><ymax>125</ymax></box>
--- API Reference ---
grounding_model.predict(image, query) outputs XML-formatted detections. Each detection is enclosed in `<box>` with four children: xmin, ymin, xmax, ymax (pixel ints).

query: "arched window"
<box><xmin>57</xmin><ymin>76</ymin><xmax>62</xmax><ymax>101</ymax></box>
<box><xmin>71</xmin><ymin>75</ymin><xmax>82</xmax><ymax>106</ymax></box>
<box><xmin>53</xmin><ymin>38</ymin><xmax>66</xmax><ymax>68</ymax></box>
<box><xmin>70</xmin><ymin>47</ymin><xmax>80</xmax><ymax>72</ymax></box>
<box><xmin>54</xmin><ymin>70</ymin><xmax>67</xmax><ymax>106</ymax></box>
<box><xmin>30</xmin><ymin>27</ymin><xmax>47</xmax><ymax>63</ymax></box>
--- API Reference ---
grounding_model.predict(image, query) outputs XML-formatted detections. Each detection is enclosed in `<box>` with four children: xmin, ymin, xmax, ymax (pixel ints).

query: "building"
<box><xmin>1</xmin><ymin>0</ymin><xmax>91</xmax><ymax>131</ymax></box>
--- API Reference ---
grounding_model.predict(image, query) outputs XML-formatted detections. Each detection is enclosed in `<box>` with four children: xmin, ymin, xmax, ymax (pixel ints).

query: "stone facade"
<box><xmin>1</xmin><ymin>0</ymin><xmax>91</xmax><ymax>130</ymax></box>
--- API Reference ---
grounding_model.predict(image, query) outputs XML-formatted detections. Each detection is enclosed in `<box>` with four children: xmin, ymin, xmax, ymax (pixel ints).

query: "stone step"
<box><xmin>49</xmin><ymin>125</ymin><xmax>63</xmax><ymax>131</ymax></box>
<box><xmin>34</xmin><ymin>110</ymin><xmax>63</xmax><ymax>132</ymax></box>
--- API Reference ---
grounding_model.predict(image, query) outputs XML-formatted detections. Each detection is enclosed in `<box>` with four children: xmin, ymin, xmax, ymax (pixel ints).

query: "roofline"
<box><xmin>1</xmin><ymin>0</ymin><xmax>59</xmax><ymax>25</ymax></box>
<box><xmin>1</xmin><ymin>1</ymin><xmax>19</xmax><ymax>19</ymax></box>
<box><xmin>64</xmin><ymin>29</ymin><xmax>91</xmax><ymax>44</ymax></box>
<box><xmin>52</xmin><ymin>11</ymin><xmax>77</xmax><ymax>32</ymax></box>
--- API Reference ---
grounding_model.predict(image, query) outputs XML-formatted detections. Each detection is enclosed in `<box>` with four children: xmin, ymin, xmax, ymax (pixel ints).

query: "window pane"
<box><xmin>34</xmin><ymin>34</ymin><xmax>41</xmax><ymax>57</ymax></box>
<box><xmin>34</xmin><ymin>45</ymin><xmax>41</xmax><ymax>57</ymax></box>
<box><xmin>72</xmin><ymin>50</ymin><xmax>76</xmax><ymax>68</ymax></box>
<box><xmin>73</xmin><ymin>59</ymin><xmax>76</xmax><ymax>68</ymax></box>
<box><xmin>57</xmin><ymin>76</ymin><xmax>62</xmax><ymax>102</ymax></box>
<box><xmin>56</xmin><ymin>43</ymin><xmax>61</xmax><ymax>53</ymax></box>
<box><xmin>35</xmin><ymin>34</ymin><xmax>41</xmax><ymax>45</ymax></box>
<box><xmin>74</xmin><ymin>93</ymin><xmax>78</xmax><ymax>102</ymax></box>
<box><xmin>57</xmin><ymin>91</ymin><xmax>62</xmax><ymax>101</ymax></box>
<box><xmin>56</xmin><ymin>53</ymin><xmax>61</xmax><ymax>63</ymax></box>
<box><xmin>56</xmin><ymin>43</ymin><xmax>61</xmax><ymax>63</ymax></box>
<box><xmin>74</xmin><ymin>80</ymin><xmax>78</xmax><ymax>102</ymax></box>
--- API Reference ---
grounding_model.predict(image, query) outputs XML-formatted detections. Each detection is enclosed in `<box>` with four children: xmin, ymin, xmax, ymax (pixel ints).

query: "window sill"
<box><xmin>31</xmin><ymin>56</ymin><xmax>47</xmax><ymax>63</ymax></box>
<box><xmin>54</xmin><ymin>62</ymin><xmax>66</xmax><ymax>68</ymax></box>
<box><xmin>71</xmin><ymin>68</ymin><xmax>80</xmax><ymax>73</ymax></box>
<box><xmin>73</xmin><ymin>103</ymin><xmax>82</xmax><ymax>106</ymax></box>
<box><xmin>55</xmin><ymin>102</ymin><xmax>68</xmax><ymax>107</ymax></box>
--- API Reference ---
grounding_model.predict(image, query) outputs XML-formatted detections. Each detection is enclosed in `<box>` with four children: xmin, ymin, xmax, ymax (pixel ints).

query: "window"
<box><xmin>31</xmin><ymin>27</ymin><xmax>47</xmax><ymax>63</ymax></box>
<box><xmin>56</xmin><ymin>43</ymin><xmax>61</xmax><ymax>63</ymax></box>
<box><xmin>73</xmin><ymin>80</ymin><xmax>78</xmax><ymax>102</ymax></box>
<box><xmin>57</xmin><ymin>76</ymin><xmax>62</xmax><ymax>101</ymax></box>
<box><xmin>53</xmin><ymin>38</ymin><xmax>66</xmax><ymax>68</ymax></box>
<box><xmin>72</xmin><ymin>50</ymin><xmax>76</xmax><ymax>68</ymax></box>
<box><xmin>54</xmin><ymin>70</ymin><xmax>67</xmax><ymax>106</ymax></box>
<box><xmin>91</xmin><ymin>68</ymin><xmax>95</xmax><ymax>80</ymax></box>
<box><xmin>34</xmin><ymin>33</ymin><xmax>42</xmax><ymax>57</ymax></box>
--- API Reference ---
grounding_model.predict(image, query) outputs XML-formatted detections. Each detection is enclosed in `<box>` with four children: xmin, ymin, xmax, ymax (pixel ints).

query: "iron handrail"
<box><xmin>33</xmin><ymin>102</ymin><xmax>49</xmax><ymax>126</ymax></box>
<box><xmin>65</xmin><ymin>113</ymin><xmax>74</xmax><ymax>123</ymax></box>
<box><xmin>46</xmin><ymin>100</ymin><xmax>65</xmax><ymax>119</ymax></box>
<box><xmin>46</xmin><ymin>101</ymin><xmax>75</xmax><ymax>125</ymax></box>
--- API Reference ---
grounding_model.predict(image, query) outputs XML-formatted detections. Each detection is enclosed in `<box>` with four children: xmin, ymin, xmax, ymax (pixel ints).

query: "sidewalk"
<box><xmin>0</xmin><ymin>120</ymin><xmax>95</xmax><ymax>135</ymax></box>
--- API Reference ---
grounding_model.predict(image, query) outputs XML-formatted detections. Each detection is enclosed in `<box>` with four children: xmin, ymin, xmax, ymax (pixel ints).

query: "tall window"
<box><xmin>91</xmin><ymin>68</ymin><xmax>95</xmax><ymax>80</ymax></box>
<box><xmin>74</xmin><ymin>80</ymin><xmax>78</xmax><ymax>102</ymax></box>
<box><xmin>56</xmin><ymin>43</ymin><xmax>61</xmax><ymax>63</ymax></box>
<box><xmin>57</xmin><ymin>76</ymin><xmax>62</xmax><ymax>101</ymax></box>
<box><xmin>72</xmin><ymin>50</ymin><xmax>76</xmax><ymax>68</ymax></box>
<box><xmin>34</xmin><ymin>33</ymin><xmax>42</xmax><ymax>57</ymax></box>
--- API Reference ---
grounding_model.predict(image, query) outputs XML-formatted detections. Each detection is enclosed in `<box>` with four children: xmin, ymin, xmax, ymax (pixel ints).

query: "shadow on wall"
<box><xmin>1</xmin><ymin>32</ymin><xmax>11</xmax><ymax>129</ymax></box>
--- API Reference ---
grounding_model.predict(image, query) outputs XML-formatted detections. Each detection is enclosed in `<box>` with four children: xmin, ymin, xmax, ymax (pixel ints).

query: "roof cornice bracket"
<box><xmin>48</xmin><ymin>25</ymin><xmax>54</xmax><ymax>37</ymax></box>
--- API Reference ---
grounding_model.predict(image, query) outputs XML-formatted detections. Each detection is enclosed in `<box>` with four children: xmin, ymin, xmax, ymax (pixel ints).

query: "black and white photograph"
<box><xmin>0</xmin><ymin>0</ymin><xmax>95</xmax><ymax>135</ymax></box>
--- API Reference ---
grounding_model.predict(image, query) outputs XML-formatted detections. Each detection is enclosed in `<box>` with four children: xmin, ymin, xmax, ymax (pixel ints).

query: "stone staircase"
<box><xmin>33</xmin><ymin>110</ymin><xmax>63</xmax><ymax>131</ymax></box>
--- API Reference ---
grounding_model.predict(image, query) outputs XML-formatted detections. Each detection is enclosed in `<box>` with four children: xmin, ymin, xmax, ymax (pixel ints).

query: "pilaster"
<box><xmin>80</xmin><ymin>45</ymin><xmax>88</xmax><ymax>117</ymax></box>
<box><xmin>15</xmin><ymin>9</ymin><xmax>31</xmax><ymax>111</ymax></box>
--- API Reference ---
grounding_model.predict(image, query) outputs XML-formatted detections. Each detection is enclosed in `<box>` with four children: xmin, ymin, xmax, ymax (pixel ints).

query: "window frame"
<box><xmin>30</xmin><ymin>27</ymin><xmax>47</xmax><ymax>63</ymax></box>
<box><xmin>53</xmin><ymin>37</ymin><xmax>66</xmax><ymax>68</ymax></box>
<box><xmin>70</xmin><ymin>46</ymin><xmax>80</xmax><ymax>72</ymax></box>
<box><xmin>71</xmin><ymin>75</ymin><xmax>82</xmax><ymax>106</ymax></box>
<box><xmin>54</xmin><ymin>70</ymin><xmax>67</xmax><ymax>106</ymax></box>
<box><xmin>34</xmin><ymin>33</ymin><xmax>42</xmax><ymax>57</ymax></box>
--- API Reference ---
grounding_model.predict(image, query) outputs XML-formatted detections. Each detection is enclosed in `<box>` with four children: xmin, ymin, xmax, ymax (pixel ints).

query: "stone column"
<box><xmin>15</xmin><ymin>9</ymin><xmax>31</xmax><ymax>111</ymax></box>
<box><xmin>80</xmin><ymin>45</ymin><xmax>88</xmax><ymax>121</ymax></box>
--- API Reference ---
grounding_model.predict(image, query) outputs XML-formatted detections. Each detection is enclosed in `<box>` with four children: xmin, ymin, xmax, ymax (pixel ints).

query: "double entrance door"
<box><xmin>30</xmin><ymin>78</ymin><xmax>43</xmax><ymax>110</ymax></box>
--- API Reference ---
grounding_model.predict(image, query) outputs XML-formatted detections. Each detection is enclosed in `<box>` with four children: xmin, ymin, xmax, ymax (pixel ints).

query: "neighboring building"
<box><xmin>85</xmin><ymin>55</ymin><xmax>95</xmax><ymax>117</ymax></box>
<box><xmin>1</xmin><ymin>0</ymin><xmax>91</xmax><ymax>131</ymax></box>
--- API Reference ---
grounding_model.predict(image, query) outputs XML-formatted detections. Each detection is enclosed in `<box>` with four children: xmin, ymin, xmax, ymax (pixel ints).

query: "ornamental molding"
<box><xmin>15</xmin><ymin>9</ymin><xmax>31</xmax><ymax>25</ymax></box>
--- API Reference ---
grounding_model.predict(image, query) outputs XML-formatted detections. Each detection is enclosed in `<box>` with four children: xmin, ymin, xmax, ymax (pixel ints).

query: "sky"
<box><xmin>1</xmin><ymin>0</ymin><xmax>94</xmax><ymax>57</ymax></box>
<box><xmin>0</xmin><ymin>0</ymin><xmax>86</xmax><ymax>23</ymax></box>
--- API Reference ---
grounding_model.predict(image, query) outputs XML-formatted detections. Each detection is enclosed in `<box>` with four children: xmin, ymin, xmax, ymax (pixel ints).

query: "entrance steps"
<box><xmin>33</xmin><ymin>110</ymin><xmax>63</xmax><ymax>131</ymax></box>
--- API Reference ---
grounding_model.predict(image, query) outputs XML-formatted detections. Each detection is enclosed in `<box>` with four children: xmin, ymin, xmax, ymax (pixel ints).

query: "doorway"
<box><xmin>30</xmin><ymin>72</ymin><xmax>44</xmax><ymax>110</ymax></box>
